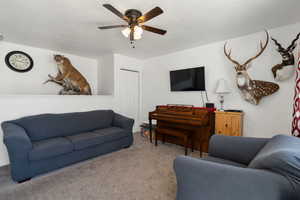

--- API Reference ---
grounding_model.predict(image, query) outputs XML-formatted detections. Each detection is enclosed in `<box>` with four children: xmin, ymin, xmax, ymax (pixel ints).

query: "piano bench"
<box><xmin>155</xmin><ymin>128</ymin><xmax>194</xmax><ymax>155</ymax></box>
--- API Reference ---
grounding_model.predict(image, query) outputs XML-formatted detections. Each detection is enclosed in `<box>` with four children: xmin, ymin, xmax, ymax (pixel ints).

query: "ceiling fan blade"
<box><xmin>138</xmin><ymin>7</ymin><xmax>163</xmax><ymax>23</ymax></box>
<box><xmin>103</xmin><ymin>4</ymin><xmax>128</xmax><ymax>22</ymax></box>
<box><xmin>98</xmin><ymin>25</ymin><xmax>127</xmax><ymax>30</ymax></box>
<box><xmin>141</xmin><ymin>25</ymin><xmax>167</xmax><ymax>35</ymax></box>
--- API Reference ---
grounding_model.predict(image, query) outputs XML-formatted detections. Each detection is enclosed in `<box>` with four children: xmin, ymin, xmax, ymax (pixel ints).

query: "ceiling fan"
<box><xmin>98</xmin><ymin>4</ymin><xmax>167</xmax><ymax>44</ymax></box>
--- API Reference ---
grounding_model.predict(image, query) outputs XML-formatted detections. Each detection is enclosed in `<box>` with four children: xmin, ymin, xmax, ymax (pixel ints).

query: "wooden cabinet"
<box><xmin>215</xmin><ymin>111</ymin><xmax>243</xmax><ymax>136</ymax></box>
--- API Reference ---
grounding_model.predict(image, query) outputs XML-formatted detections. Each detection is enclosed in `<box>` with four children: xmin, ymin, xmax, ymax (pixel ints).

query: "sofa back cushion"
<box><xmin>249</xmin><ymin>135</ymin><xmax>300</xmax><ymax>193</ymax></box>
<box><xmin>12</xmin><ymin>110</ymin><xmax>114</xmax><ymax>141</ymax></box>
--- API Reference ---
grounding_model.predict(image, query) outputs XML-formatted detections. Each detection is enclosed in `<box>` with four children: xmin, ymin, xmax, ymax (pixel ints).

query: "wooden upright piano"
<box><xmin>149</xmin><ymin>105</ymin><xmax>215</xmax><ymax>155</ymax></box>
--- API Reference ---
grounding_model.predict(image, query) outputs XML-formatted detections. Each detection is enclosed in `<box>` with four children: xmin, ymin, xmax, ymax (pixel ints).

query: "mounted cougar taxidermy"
<box><xmin>224</xmin><ymin>31</ymin><xmax>279</xmax><ymax>105</ymax></box>
<box><xmin>44</xmin><ymin>55</ymin><xmax>92</xmax><ymax>95</ymax></box>
<box><xmin>271</xmin><ymin>33</ymin><xmax>300</xmax><ymax>81</ymax></box>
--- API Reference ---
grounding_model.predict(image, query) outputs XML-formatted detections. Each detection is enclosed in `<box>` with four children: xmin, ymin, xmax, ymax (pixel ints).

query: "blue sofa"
<box><xmin>174</xmin><ymin>134</ymin><xmax>300</xmax><ymax>200</ymax></box>
<box><xmin>2</xmin><ymin>110</ymin><xmax>134</xmax><ymax>182</ymax></box>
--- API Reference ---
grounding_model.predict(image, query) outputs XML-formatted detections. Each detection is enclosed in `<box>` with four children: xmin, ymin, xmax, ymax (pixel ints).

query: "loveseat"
<box><xmin>174</xmin><ymin>134</ymin><xmax>300</xmax><ymax>200</ymax></box>
<box><xmin>2</xmin><ymin>110</ymin><xmax>134</xmax><ymax>182</ymax></box>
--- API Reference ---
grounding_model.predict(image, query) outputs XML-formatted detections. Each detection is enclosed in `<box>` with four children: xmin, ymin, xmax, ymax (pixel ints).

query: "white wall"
<box><xmin>98</xmin><ymin>53</ymin><xmax>114</xmax><ymax>95</ymax></box>
<box><xmin>0</xmin><ymin>41</ymin><xmax>98</xmax><ymax>95</ymax></box>
<box><xmin>98</xmin><ymin>53</ymin><xmax>143</xmax><ymax>127</ymax></box>
<box><xmin>142</xmin><ymin>23</ymin><xmax>300</xmax><ymax>138</ymax></box>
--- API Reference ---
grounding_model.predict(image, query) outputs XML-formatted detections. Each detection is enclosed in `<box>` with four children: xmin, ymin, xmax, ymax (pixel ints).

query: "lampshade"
<box><xmin>121</xmin><ymin>26</ymin><xmax>143</xmax><ymax>40</ymax></box>
<box><xmin>215</xmin><ymin>79</ymin><xmax>231</xmax><ymax>94</ymax></box>
<box><xmin>121</xmin><ymin>28</ymin><xmax>131</xmax><ymax>38</ymax></box>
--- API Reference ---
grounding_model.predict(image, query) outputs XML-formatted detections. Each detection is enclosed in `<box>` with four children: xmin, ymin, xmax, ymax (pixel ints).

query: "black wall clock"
<box><xmin>5</xmin><ymin>51</ymin><xmax>34</xmax><ymax>72</ymax></box>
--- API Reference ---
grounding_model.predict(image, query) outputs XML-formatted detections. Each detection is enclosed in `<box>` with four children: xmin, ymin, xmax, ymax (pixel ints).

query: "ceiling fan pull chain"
<box><xmin>130</xmin><ymin>40</ymin><xmax>136</xmax><ymax>48</ymax></box>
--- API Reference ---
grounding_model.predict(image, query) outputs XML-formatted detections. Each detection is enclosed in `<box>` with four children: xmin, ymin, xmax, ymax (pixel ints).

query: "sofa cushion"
<box><xmin>92</xmin><ymin>127</ymin><xmax>128</xmax><ymax>138</ymax></box>
<box><xmin>249</xmin><ymin>135</ymin><xmax>300</xmax><ymax>191</ymax></box>
<box><xmin>67</xmin><ymin>127</ymin><xmax>128</xmax><ymax>150</ymax></box>
<box><xmin>29</xmin><ymin>137</ymin><xmax>73</xmax><ymax>161</ymax></box>
<box><xmin>202</xmin><ymin>156</ymin><xmax>247</xmax><ymax>168</ymax></box>
<box><xmin>12</xmin><ymin>110</ymin><xmax>114</xmax><ymax>141</ymax></box>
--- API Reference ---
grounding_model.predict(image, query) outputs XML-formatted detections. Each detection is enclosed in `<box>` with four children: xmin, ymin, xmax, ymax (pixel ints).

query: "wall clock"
<box><xmin>5</xmin><ymin>51</ymin><xmax>34</xmax><ymax>72</ymax></box>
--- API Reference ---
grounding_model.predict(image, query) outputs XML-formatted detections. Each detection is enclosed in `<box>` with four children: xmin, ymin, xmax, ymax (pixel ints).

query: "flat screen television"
<box><xmin>170</xmin><ymin>67</ymin><xmax>205</xmax><ymax>91</ymax></box>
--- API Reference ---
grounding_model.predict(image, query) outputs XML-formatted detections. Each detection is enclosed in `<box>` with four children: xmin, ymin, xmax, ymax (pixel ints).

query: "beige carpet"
<box><xmin>0</xmin><ymin>133</ymin><xmax>201</xmax><ymax>200</ymax></box>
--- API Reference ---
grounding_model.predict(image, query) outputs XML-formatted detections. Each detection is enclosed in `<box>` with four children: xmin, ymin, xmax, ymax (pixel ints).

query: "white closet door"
<box><xmin>119</xmin><ymin>69</ymin><xmax>140</xmax><ymax>131</ymax></box>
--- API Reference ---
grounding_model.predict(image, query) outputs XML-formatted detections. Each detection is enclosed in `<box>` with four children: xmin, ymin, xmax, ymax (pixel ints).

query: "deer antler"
<box><xmin>243</xmin><ymin>31</ymin><xmax>269</xmax><ymax>67</ymax></box>
<box><xmin>271</xmin><ymin>37</ymin><xmax>284</xmax><ymax>52</ymax></box>
<box><xmin>224</xmin><ymin>42</ymin><xmax>241</xmax><ymax>66</ymax></box>
<box><xmin>287</xmin><ymin>32</ymin><xmax>300</xmax><ymax>52</ymax></box>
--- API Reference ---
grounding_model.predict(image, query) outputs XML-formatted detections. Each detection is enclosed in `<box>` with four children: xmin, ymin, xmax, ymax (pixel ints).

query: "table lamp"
<box><xmin>215</xmin><ymin>79</ymin><xmax>231</xmax><ymax>111</ymax></box>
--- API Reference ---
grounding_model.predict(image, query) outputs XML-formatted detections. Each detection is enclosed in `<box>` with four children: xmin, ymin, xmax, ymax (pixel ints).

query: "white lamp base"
<box><xmin>219</xmin><ymin>95</ymin><xmax>225</xmax><ymax>111</ymax></box>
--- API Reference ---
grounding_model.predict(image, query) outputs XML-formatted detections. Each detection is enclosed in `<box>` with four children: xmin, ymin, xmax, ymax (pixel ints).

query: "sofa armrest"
<box><xmin>209</xmin><ymin>135</ymin><xmax>269</xmax><ymax>165</ymax></box>
<box><xmin>174</xmin><ymin>156</ymin><xmax>295</xmax><ymax>200</ymax></box>
<box><xmin>2</xmin><ymin>122</ymin><xmax>32</xmax><ymax>153</ymax></box>
<box><xmin>1</xmin><ymin>122</ymin><xmax>33</xmax><ymax>181</ymax></box>
<box><xmin>112</xmin><ymin>113</ymin><xmax>134</xmax><ymax>131</ymax></box>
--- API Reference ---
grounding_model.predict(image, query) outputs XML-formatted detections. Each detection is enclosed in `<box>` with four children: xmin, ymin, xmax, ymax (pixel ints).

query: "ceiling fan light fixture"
<box><xmin>121</xmin><ymin>27</ymin><xmax>131</xmax><ymax>38</ymax></box>
<box><xmin>133</xmin><ymin>26</ymin><xmax>143</xmax><ymax>40</ymax></box>
<box><xmin>134</xmin><ymin>33</ymin><xmax>142</xmax><ymax>40</ymax></box>
<box><xmin>121</xmin><ymin>26</ymin><xmax>143</xmax><ymax>40</ymax></box>
<box><xmin>134</xmin><ymin>26</ymin><xmax>143</xmax><ymax>36</ymax></box>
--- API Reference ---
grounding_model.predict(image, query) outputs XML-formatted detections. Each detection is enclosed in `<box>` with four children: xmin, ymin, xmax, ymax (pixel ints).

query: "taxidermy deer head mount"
<box><xmin>271</xmin><ymin>33</ymin><xmax>300</xmax><ymax>81</ymax></box>
<box><xmin>224</xmin><ymin>31</ymin><xmax>279</xmax><ymax>105</ymax></box>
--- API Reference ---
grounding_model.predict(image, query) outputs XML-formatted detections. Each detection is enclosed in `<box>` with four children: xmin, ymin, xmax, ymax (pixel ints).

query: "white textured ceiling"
<box><xmin>0</xmin><ymin>0</ymin><xmax>300</xmax><ymax>59</ymax></box>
